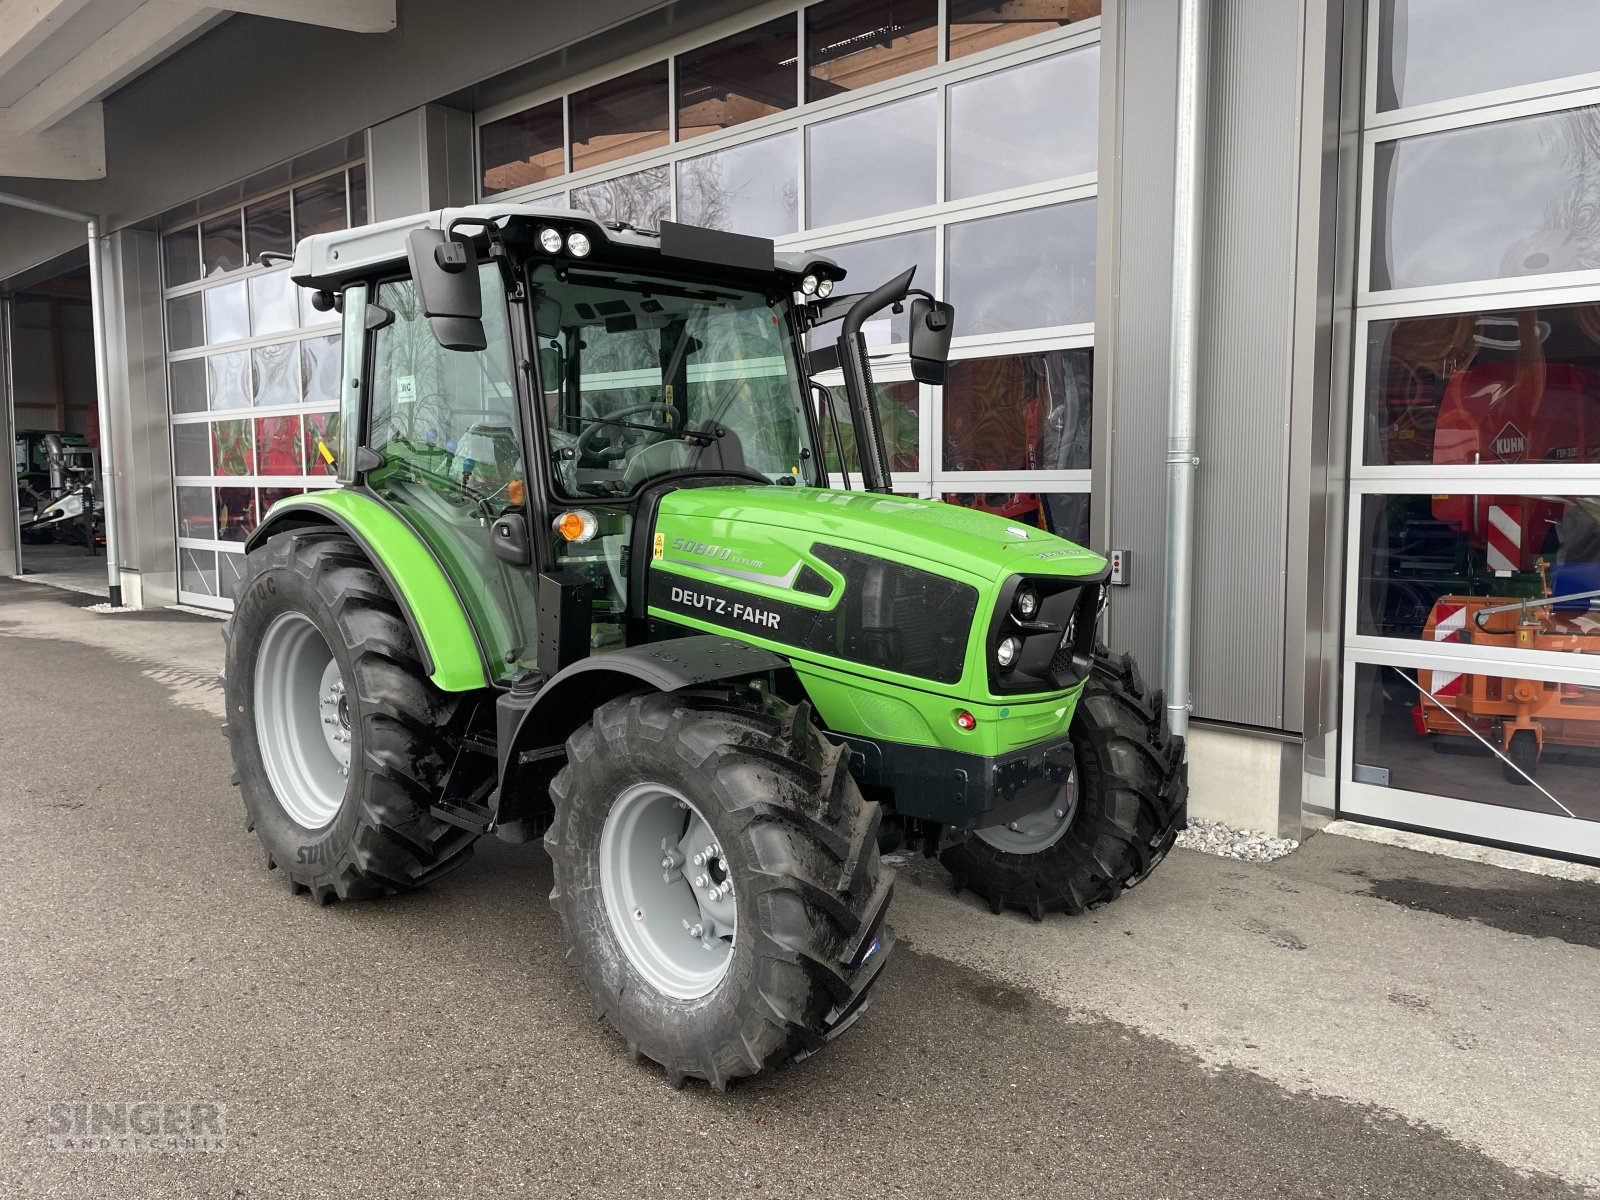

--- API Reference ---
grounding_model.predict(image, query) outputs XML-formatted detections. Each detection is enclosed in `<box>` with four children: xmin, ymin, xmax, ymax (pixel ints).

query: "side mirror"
<box><xmin>908</xmin><ymin>297</ymin><xmax>956</xmax><ymax>385</ymax></box>
<box><xmin>405</xmin><ymin>228</ymin><xmax>487</xmax><ymax>351</ymax></box>
<box><xmin>539</xmin><ymin>344</ymin><xmax>563</xmax><ymax>391</ymax></box>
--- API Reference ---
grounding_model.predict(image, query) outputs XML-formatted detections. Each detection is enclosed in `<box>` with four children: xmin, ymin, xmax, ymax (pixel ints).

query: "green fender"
<box><xmin>245</xmin><ymin>490</ymin><xmax>490</xmax><ymax>692</ymax></box>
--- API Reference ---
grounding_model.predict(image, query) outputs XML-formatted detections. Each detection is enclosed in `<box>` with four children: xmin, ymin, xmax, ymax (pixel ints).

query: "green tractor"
<box><xmin>223</xmin><ymin>206</ymin><xmax>1186</xmax><ymax>1090</ymax></box>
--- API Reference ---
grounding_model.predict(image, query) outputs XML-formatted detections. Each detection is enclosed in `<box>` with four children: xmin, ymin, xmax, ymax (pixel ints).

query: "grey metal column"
<box><xmin>0</xmin><ymin>190</ymin><xmax>122</xmax><ymax>605</ymax></box>
<box><xmin>1</xmin><ymin>293</ymin><xmax>16</xmax><ymax>577</ymax></box>
<box><xmin>1161</xmin><ymin>0</ymin><xmax>1211</xmax><ymax>740</ymax></box>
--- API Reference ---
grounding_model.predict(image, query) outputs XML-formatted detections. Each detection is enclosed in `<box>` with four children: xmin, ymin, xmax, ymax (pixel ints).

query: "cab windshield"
<box><xmin>530</xmin><ymin>264</ymin><xmax>821</xmax><ymax>498</ymax></box>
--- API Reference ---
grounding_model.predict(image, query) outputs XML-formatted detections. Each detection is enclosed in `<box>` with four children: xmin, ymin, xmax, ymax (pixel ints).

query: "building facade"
<box><xmin>2</xmin><ymin>0</ymin><xmax>1596</xmax><ymax>862</ymax></box>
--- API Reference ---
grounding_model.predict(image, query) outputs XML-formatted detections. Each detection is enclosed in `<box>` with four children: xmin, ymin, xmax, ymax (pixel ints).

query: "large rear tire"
<box><xmin>940</xmin><ymin>647</ymin><xmax>1187</xmax><ymax>919</ymax></box>
<box><xmin>222</xmin><ymin>528</ymin><xmax>480</xmax><ymax>903</ymax></box>
<box><xmin>545</xmin><ymin>689</ymin><xmax>893</xmax><ymax>1090</ymax></box>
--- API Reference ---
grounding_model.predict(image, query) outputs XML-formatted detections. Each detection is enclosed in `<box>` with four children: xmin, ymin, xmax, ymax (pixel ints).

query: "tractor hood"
<box><xmin>651</xmin><ymin>485</ymin><xmax>1105</xmax><ymax>587</ymax></box>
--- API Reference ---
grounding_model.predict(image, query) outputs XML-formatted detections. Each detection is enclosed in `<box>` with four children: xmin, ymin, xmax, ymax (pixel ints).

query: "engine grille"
<box><xmin>810</xmin><ymin>544</ymin><xmax>978</xmax><ymax>684</ymax></box>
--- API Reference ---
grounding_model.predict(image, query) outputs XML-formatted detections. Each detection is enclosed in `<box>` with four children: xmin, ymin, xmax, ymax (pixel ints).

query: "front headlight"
<box><xmin>566</xmin><ymin>231</ymin><xmax>592</xmax><ymax>258</ymax></box>
<box><xmin>801</xmin><ymin>273</ymin><xmax>819</xmax><ymax>295</ymax></box>
<box><xmin>539</xmin><ymin>227</ymin><xmax>563</xmax><ymax>254</ymax></box>
<box><xmin>817</xmin><ymin>278</ymin><xmax>834</xmax><ymax>297</ymax></box>
<box><xmin>1014</xmin><ymin>587</ymin><xmax>1040</xmax><ymax>620</ymax></box>
<box><xmin>996</xmin><ymin>636</ymin><xmax>1020</xmax><ymax>669</ymax></box>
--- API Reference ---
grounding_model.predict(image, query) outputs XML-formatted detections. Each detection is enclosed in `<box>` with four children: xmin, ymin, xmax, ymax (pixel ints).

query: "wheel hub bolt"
<box><xmin>1054</xmin><ymin>809</ymin><xmax>1065</xmax><ymax>819</ymax></box>
<box><xmin>694</xmin><ymin>874</ymin><xmax>708</xmax><ymax>888</ymax></box>
<box><xmin>686</xmin><ymin>923</ymin><xmax>704</xmax><ymax>939</ymax></box>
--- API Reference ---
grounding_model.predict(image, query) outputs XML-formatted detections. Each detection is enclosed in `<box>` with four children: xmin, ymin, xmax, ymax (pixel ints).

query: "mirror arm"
<box><xmin>836</xmin><ymin>265</ymin><xmax>914</xmax><ymax>494</ymax></box>
<box><xmin>447</xmin><ymin>216</ymin><xmax>523</xmax><ymax>299</ymax></box>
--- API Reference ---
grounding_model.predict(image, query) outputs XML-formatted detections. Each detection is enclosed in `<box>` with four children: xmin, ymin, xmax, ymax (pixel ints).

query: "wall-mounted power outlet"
<box><xmin>1109</xmin><ymin>548</ymin><xmax>1128</xmax><ymax>586</ymax></box>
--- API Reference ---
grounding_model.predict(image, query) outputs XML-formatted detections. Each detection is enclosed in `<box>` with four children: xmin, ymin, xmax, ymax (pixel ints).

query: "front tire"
<box><xmin>545</xmin><ymin>689</ymin><xmax>893</xmax><ymax>1090</ymax></box>
<box><xmin>940</xmin><ymin>647</ymin><xmax>1187</xmax><ymax>919</ymax></box>
<box><xmin>223</xmin><ymin>528</ymin><xmax>480</xmax><ymax>903</ymax></box>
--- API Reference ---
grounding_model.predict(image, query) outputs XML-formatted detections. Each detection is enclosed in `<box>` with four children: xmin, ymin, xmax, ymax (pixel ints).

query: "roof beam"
<box><xmin>217</xmin><ymin>0</ymin><xmax>394</xmax><ymax>34</ymax></box>
<box><xmin>0</xmin><ymin>0</ymin><xmax>97</xmax><ymax>79</ymax></box>
<box><xmin>0</xmin><ymin>98</ymin><xmax>102</xmax><ymax>176</ymax></box>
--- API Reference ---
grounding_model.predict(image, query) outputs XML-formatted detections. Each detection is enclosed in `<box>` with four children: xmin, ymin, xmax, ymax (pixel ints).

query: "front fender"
<box><xmin>247</xmin><ymin>491</ymin><xmax>489</xmax><ymax>692</ymax></box>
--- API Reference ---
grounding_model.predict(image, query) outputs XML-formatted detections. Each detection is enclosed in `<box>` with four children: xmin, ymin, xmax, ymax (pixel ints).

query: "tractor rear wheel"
<box><xmin>940</xmin><ymin>647</ymin><xmax>1187</xmax><ymax>919</ymax></box>
<box><xmin>545</xmin><ymin>689</ymin><xmax>893</xmax><ymax>1090</ymax></box>
<box><xmin>223</xmin><ymin>528</ymin><xmax>480</xmax><ymax>903</ymax></box>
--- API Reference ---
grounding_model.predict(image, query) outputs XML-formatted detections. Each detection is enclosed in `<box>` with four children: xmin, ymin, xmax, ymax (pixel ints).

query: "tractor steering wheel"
<box><xmin>577</xmin><ymin>402</ymin><xmax>681</xmax><ymax>461</ymax></box>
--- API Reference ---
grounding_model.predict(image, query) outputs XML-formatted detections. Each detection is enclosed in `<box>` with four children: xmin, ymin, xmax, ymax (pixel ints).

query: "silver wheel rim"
<box><xmin>975</xmin><ymin>775</ymin><xmax>1078</xmax><ymax>854</ymax></box>
<box><xmin>254</xmin><ymin>611</ymin><xmax>350</xmax><ymax>831</ymax></box>
<box><xmin>598</xmin><ymin>783</ymin><xmax>735</xmax><ymax>1000</ymax></box>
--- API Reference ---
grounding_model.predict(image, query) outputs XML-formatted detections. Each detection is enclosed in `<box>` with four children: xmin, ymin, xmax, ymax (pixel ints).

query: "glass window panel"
<box><xmin>216</xmin><ymin>486</ymin><xmax>258</xmax><ymax>541</ymax></box>
<box><xmin>571</xmin><ymin>165</ymin><xmax>670</xmax><ymax>230</ymax></box>
<box><xmin>212</xmin><ymin>419</ymin><xmax>254</xmax><ymax>476</ymax></box>
<box><xmin>1350</xmin><ymin>662</ymin><xmax>1599</xmax><ymax>822</ymax></box>
<box><xmin>249</xmin><ymin>268</ymin><xmax>297</xmax><ymax>337</ymax></box>
<box><xmin>813</xmin><ymin>229</ymin><xmax>935</xmax><ymax>344</ymax></box>
<box><xmin>807</xmin><ymin>92</ymin><xmax>936</xmax><ymax>228</ymax></box>
<box><xmin>1377</xmin><ymin>0</ymin><xmax>1600</xmax><ymax>112</ymax></box>
<box><xmin>676</xmin><ymin>132</ymin><xmax>798</xmax><ymax>237</ymax></box>
<box><xmin>948</xmin><ymin>0</ymin><xmax>1097</xmax><ymax>59</ymax></box>
<box><xmin>570</xmin><ymin>63</ymin><xmax>669</xmax><ymax>174</ymax></box>
<box><xmin>166</xmin><ymin>294</ymin><xmax>204</xmax><ymax>352</ymax></box>
<box><xmin>817</xmin><ymin>378</ymin><xmax>920</xmax><ymax>474</ymax></box>
<box><xmin>940</xmin><ymin>491</ymin><xmax>1090</xmax><ymax>544</ymax></box>
<box><xmin>348</xmin><ymin>163</ymin><xmax>368</xmax><ymax>226</ymax></box>
<box><xmin>942</xmin><ymin>349</ymin><xmax>1092</xmax><ymax>471</ymax></box>
<box><xmin>175</xmin><ymin>485</ymin><xmax>214</xmax><ymax>539</ymax></box>
<box><xmin>1364</xmin><ymin>301</ymin><xmax>1600</xmax><ymax>467</ymax></box>
<box><xmin>1372</xmin><ymin>107</ymin><xmax>1600</xmax><ymax>292</ymax></box>
<box><xmin>481</xmin><ymin>98</ymin><xmax>565</xmax><ymax>195</ymax></box>
<box><xmin>301</xmin><ymin>334</ymin><xmax>341</xmax><ymax>405</ymax></box>
<box><xmin>252</xmin><ymin>342</ymin><xmax>300</xmax><ymax>408</ymax></box>
<box><xmin>255</xmin><ymin>414</ymin><xmax>303</xmax><ymax>476</ymax></box>
<box><xmin>244</xmin><ymin>193</ymin><xmax>292</xmax><ymax>262</ymax></box>
<box><xmin>947</xmin><ymin>48</ymin><xmax>1098</xmax><ymax>200</ymax></box>
<box><xmin>1355</xmin><ymin>492</ymin><xmax>1600</xmax><ymax>650</ymax></box>
<box><xmin>163</xmin><ymin>228</ymin><xmax>201</xmax><ymax>288</ymax></box>
<box><xmin>201</xmin><ymin>212</ymin><xmax>245</xmax><ymax>276</ymax></box>
<box><xmin>806</xmin><ymin>0</ymin><xmax>937</xmax><ymax>102</ymax></box>
<box><xmin>179</xmin><ymin>547</ymin><xmax>218</xmax><ymax>597</ymax></box>
<box><xmin>172</xmin><ymin>424</ymin><xmax>211</xmax><ymax>476</ymax></box>
<box><xmin>304</xmin><ymin>411</ymin><xmax>337</xmax><ymax>477</ymax></box>
<box><xmin>259</xmin><ymin>486</ymin><xmax>302</xmax><ymax>517</ymax></box>
<box><xmin>218</xmin><ymin>550</ymin><xmax>248</xmax><ymax>600</ymax></box>
<box><xmin>299</xmin><ymin>284</ymin><xmax>339</xmax><ymax>328</ymax></box>
<box><xmin>947</xmin><ymin>200</ymin><xmax>1097</xmax><ymax>335</ymax></box>
<box><xmin>677</xmin><ymin>15</ymin><xmax>797</xmax><ymax>140</ymax></box>
<box><xmin>169</xmin><ymin>358</ymin><xmax>207</xmax><ymax>415</ymax></box>
<box><xmin>203</xmin><ymin>279</ymin><xmax>249</xmax><ymax>345</ymax></box>
<box><xmin>208</xmin><ymin>351</ymin><xmax>251</xmax><ymax>411</ymax></box>
<box><xmin>294</xmin><ymin>175</ymin><xmax>347</xmax><ymax>239</ymax></box>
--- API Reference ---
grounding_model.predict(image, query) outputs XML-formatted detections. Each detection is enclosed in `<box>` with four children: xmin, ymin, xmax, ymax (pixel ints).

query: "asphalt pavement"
<box><xmin>2</xmin><ymin>576</ymin><xmax>1596</xmax><ymax>1199</ymax></box>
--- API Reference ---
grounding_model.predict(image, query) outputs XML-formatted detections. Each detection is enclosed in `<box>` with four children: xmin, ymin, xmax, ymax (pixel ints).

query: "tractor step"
<box><xmin>430</xmin><ymin>798</ymin><xmax>496</xmax><ymax>835</ymax></box>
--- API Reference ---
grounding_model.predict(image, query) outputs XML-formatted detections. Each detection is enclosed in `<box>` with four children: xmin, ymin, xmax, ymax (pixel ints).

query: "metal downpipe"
<box><xmin>0</xmin><ymin>191</ymin><xmax>123</xmax><ymax>606</ymax></box>
<box><xmin>1161</xmin><ymin>0</ymin><xmax>1210</xmax><ymax>740</ymax></box>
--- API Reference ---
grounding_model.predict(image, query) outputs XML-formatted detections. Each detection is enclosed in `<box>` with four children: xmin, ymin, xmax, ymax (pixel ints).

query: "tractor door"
<box><xmin>364</xmin><ymin>265</ymin><xmax>539</xmax><ymax>681</ymax></box>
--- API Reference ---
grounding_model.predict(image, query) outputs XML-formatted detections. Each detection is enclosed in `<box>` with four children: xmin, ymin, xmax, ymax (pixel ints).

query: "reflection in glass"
<box><xmin>813</xmin><ymin>229</ymin><xmax>936</xmax><ymax>344</ymax></box>
<box><xmin>294</xmin><ymin>175</ymin><xmax>347</xmax><ymax>239</ymax></box>
<box><xmin>1373</xmin><ymin>107</ymin><xmax>1600</xmax><ymax>291</ymax></box>
<box><xmin>218</xmin><ymin>550</ymin><xmax>248</xmax><ymax>599</ymax></box>
<box><xmin>948</xmin><ymin>0</ymin><xmax>1098</xmax><ymax>59</ymax></box>
<box><xmin>947</xmin><ymin>49</ymin><xmax>1098</xmax><ymax>200</ymax></box>
<box><xmin>807</xmin><ymin>92</ymin><xmax>936</xmax><ymax>228</ymax></box>
<box><xmin>304</xmin><ymin>412</ymin><xmax>337</xmax><ymax>477</ymax></box>
<box><xmin>253</xmin><ymin>343</ymin><xmax>299</xmax><ymax>408</ymax></box>
<box><xmin>677</xmin><ymin>16</ymin><xmax>797</xmax><ymax>140</ymax></box>
<box><xmin>249</xmin><ymin>269</ymin><xmax>297</xmax><ymax>336</ymax></box>
<box><xmin>349</xmin><ymin>164</ymin><xmax>368</xmax><ymax>226</ymax></box>
<box><xmin>571</xmin><ymin>63</ymin><xmax>669</xmax><ymax>174</ymax></box>
<box><xmin>301</xmin><ymin>334</ymin><xmax>341</xmax><ymax>405</ymax></box>
<box><xmin>208</xmin><ymin>351</ymin><xmax>250</xmax><ymax>410</ymax></box>
<box><xmin>163</xmin><ymin>228</ymin><xmax>201</xmax><ymax>288</ymax></box>
<box><xmin>676</xmin><ymin>133</ymin><xmax>797</xmax><ymax>237</ymax></box>
<box><xmin>259</xmin><ymin>486</ymin><xmax>302</xmax><ymax>517</ymax></box>
<box><xmin>169</xmin><ymin>358</ymin><xmax>207</xmax><ymax>415</ymax></box>
<box><xmin>1364</xmin><ymin>301</ymin><xmax>1600</xmax><ymax>466</ymax></box>
<box><xmin>172</xmin><ymin>424</ymin><xmax>211</xmax><ymax>476</ymax></box>
<box><xmin>941</xmin><ymin>491</ymin><xmax>1090</xmax><ymax>544</ymax></box>
<box><xmin>942</xmin><ymin>349</ymin><xmax>1092</xmax><ymax>471</ymax></box>
<box><xmin>256</xmin><ymin>415</ymin><xmax>303</xmax><ymax>475</ymax></box>
<box><xmin>817</xmin><ymin>378</ymin><xmax>920</xmax><ymax>474</ymax></box>
<box><xmin>180</xmin><ymin>548</ymin><xmax>218</xmax><ymax>597</ymax></box>
<box><xmin>167</xmin><ymin>294</ymin><xmax>204</xmax><ymax>352</ymax></box>
<box><xmin>176</xmin><ymin>486</ymin><xmax>214</xmax><ymax>538</ymax></box>
<box><xmin>1377</xmin><ymin>0</ymin><xmax>1600</xmax><ymax>112</ymax></box>
<box><xmin>216</xmin><ymin>487</ymin><xmax>258</xmax><ymax>540</ymax></box>
<box><xmin>947</xmin><ymin>200</ymin><xmax>1096</xmax><ymax>335</ymax></box>
<box><xmin>806</xmin><ymin>0</ymin><xmax>937</xmax><ymax>102</ymax></box>
<box><xmin>1355</xmin><ymin>492</ymin><xmax>1600</xmax><ymax>648</ymax></box>
<box><xmin>572</xmin><ymin>166</ymin><xmax>670</xmax><ymax>229</ymax></box>
<box><xmin>245</xmin><ymin>193</ymin><xmax>292</xmax><ymax>261</ymax></box>
<box><xmin>212</xmin><ymin>419</ymin><xmax>254</xmax><ymax>476</ymax></box>
<box><xmin>1351</xmin><ymin>662</ymin><xmax>1599</xmax><ymax>822</ymax></box>
<box><xmin>481</xmin><ymin>98</ymin><xmax>565</xmax><ymax>195</ymax></box>
<box><xmin>203</xmin><ymin>280</ymin><xmax>249</xmax><ymax>345</ymax></box>
<box><xmin>201</xmin><ymin>213</ymin><xmax>244</xmax><ymax>276</ymax></box>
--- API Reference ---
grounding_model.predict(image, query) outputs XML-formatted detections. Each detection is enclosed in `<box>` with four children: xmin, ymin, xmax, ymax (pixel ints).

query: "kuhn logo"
<box><xmin>1492</xmin><ymin>422</ymin><xmax>1527</xmax><ymax>462</ymax></box>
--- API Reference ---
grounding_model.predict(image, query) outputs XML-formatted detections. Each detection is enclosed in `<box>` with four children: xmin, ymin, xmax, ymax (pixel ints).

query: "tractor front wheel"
<box><xmin>940</xmin><ymin>647</ymin><xmax>1187</xmax><ymax>919</ymax></box>
<box><xmin>545</xmin><ymin>689</ymin><xmax>893</xmax><ymax>1090</ymax></box>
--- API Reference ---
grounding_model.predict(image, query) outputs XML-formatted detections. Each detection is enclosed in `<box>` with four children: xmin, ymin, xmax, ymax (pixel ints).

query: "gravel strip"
<box><xmin>1178</xmin><ymin>817</ymin><xmax>1300</xmax><ymax>862</ymax></box>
